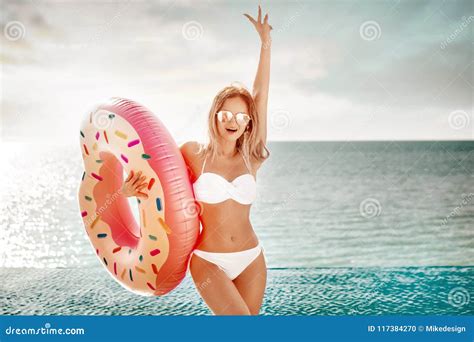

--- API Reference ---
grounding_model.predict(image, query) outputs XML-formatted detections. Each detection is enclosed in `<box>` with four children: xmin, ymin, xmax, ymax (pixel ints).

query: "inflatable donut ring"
<box><xmin>78</xmin><ymin>97</ymin><xmax>199</xmax><ymax>296</ymax></box>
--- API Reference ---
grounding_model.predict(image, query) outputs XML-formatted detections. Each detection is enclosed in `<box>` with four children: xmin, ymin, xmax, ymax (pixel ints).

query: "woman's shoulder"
<box><xmin>180</xmin><ymin>141</ymin><xmax>205</xmax><ymax>178</ymax></box>
<box><xmin>249</xmin><ymin>143</ymin><xmax>269</xmax><ymax>172</ymax></box>
<box><xmin>180</xmin><ymin>141</ymin><xmax>204</xmax><ymax>157</ymax></box>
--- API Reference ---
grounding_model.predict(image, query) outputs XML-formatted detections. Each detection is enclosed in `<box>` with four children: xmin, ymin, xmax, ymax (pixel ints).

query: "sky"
<box><xmin>0</xmin><ymin>0</ymin><xmax>473</xmax><ymax>144</ymax></box>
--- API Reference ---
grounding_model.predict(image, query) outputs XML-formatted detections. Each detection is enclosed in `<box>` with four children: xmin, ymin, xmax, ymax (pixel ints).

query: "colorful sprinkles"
<box><xmin>147</xmin><ymin>178</ymin><xmax>155</xmax><ymax>190</ymax></box>
<box><xmin>115</xmin><ymin>130</ymin><xmax>127</xmax><ymax>139</ymax></box>
<box><xmin>158</xmin><ymin>217</ymin><xmax>172</xmax><ymax>234</ymax></box>
<box><xmin>135</xmin><ymin>266</ymin><xmax>145</xmax><ymax>274</ymax></box>
<box><xmin>90</xmin><ymin>215</ymin><xmax>100</xmax><ymax>229</ymax></box>
<box><xmin>79</xmin><ymin>109</ymin><xmax>178</xmax><ymax>295</ymax></box>
<box><xmin>150</xmin><ymin>249</ymin><xmax>161</xmax><ymax>256</ymax></box>
<box><xmin>91</xmin><ymin>173</ymin><xmax>103</xmax><ymax>181</ymax></box>
<box><xmin>128</xmin><ymin>139</ymin><xmax>140</xmax><ymax>147</ymax></box>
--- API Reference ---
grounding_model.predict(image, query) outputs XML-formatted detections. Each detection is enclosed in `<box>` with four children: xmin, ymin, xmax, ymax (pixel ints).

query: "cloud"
<box><xmin>0</xmin><ymin>0</ymin><xmax>472</xmax><ymax>143</ymax></box>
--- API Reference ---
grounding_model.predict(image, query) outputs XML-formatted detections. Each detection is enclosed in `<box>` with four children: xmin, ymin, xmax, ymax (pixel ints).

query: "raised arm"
<box><xmin>244</xmin><ymin>5</ymin><xmax>272</xmax><ymax>145</ymax></box>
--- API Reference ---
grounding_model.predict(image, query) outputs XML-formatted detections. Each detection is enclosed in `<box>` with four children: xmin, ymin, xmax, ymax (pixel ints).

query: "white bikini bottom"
<box><xmin>192</xmin><ymin>243</ymin><xmax>264</xmax><ymax>280</ymax></box>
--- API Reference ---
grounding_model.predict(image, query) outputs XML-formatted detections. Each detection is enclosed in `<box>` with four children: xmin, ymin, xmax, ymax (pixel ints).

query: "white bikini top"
<box><xmin>192</xmin><ymin>150</ymin><xmax>257</xmax><ymax>205</ymax></box>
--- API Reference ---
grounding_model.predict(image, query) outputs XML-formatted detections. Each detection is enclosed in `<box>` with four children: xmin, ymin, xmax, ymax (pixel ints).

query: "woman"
<box><xmin>122</xmin><ymin>6</ymin><xmax>272</xmax><ymax>315</ymax></box>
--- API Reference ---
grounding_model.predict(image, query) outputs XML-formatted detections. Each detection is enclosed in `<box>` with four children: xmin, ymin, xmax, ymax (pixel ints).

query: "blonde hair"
<box><xmin>198</xmin><ymin>83</ymin><xmax>270</xmax><ymax>172</ymax></box>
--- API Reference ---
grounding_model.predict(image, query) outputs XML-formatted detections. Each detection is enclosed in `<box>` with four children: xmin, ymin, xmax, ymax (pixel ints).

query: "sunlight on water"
<box><xmin>0</xmin><ymin>266</ymin><xmax>471</xmax><ymax>315</ymax></box>
<box><xmin>0</xmin><ymin>142</ymin><xmax>473</xmax><ymax>269</ymax></box>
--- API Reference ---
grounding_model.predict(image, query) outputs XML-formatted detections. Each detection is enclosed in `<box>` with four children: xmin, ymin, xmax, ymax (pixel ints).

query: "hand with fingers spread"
<box><xmin>244</xmin><ymin>5</ymin><xmax>273</xmax><ymax>45</ymax></box>
<box><xmin>121</xmin><ymin>170</ymin><xmax>149</xmax><ymax>199</ymax></box>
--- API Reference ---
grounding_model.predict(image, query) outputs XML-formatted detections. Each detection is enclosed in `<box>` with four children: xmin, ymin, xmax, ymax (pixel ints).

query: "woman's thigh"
<box><xmin>233</xmin><ymin>251</ymin><xmax>267</xmax><ymax>315</ymax></box>
<box><xmin>189</xmin><ymin>253</ymin><xmax>250</xmax><ymax>315</ymax></box>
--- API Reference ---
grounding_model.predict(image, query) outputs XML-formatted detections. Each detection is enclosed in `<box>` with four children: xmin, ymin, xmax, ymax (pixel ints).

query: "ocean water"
<box><xmin>0</xmin><ymin>141</ymin><xmax>473</xmax><ymax>315</ymax></box>
<box><xmin>0</xmin><ymin>266</ymin><xmax>472</xmax><ymax>315</ymax></box>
